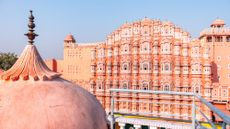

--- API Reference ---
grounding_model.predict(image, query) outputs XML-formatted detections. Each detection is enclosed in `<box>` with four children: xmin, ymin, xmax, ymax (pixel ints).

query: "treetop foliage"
<box><xmin>0</xmin><ymin>53</ymin><xmax>18</xmax><ymax>71</ymax></box>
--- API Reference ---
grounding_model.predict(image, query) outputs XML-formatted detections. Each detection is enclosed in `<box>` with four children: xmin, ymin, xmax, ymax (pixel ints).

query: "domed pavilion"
<box><xmin>0</xmin><ymin>10</ymin><xmax>108</xmax><ymax>129</ymax></box>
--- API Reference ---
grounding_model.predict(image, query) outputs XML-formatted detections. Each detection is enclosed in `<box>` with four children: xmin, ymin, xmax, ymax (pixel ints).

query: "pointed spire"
<box><xmin>24</xmin><ymin>10</ymin><xmax>38</xmax><ymax>45</ymax></box>
<box><xmin>0</xmin><ymin>10</ymin><xmax>60</xmax><ymax>81</ymax></box>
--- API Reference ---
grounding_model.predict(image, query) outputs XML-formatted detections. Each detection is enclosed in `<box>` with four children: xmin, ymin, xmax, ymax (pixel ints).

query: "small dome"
<box><xmin>211</xmin><ymin>19</ymin><xmax>225</xmax><ymax>27</ymax></box>
<box><xmin>64</xmin><ymin>34</ymin><xmax>76</xmax><ymax>42</ymax></box>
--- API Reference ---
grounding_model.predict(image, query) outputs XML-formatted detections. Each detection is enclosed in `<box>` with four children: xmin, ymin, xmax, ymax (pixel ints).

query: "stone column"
<box><xmin>118</xmin><ymin>123</ymin><xmax>125</xmax><ymax>129</ymax></box>
<box><xmin>134</xmin><ymin>124</ymin><xmax>141</xmax><ymax>129</ymax></box>
<box><xmin>150</xmin><ymin>126</ymin><xmax>157</xmax><ymax>129</ymax></box>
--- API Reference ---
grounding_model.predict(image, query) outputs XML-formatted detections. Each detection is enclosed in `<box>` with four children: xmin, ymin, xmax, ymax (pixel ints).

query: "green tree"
<box><xmin>0</xmin><ymin>53</ymin><xmax>18</xmax><ymax>71</ymax></box>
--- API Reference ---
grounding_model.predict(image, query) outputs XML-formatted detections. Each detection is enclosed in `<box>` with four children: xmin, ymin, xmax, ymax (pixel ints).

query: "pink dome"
<box><xmin>211</xmin><ymin>19</ymin><xmax>225</xmax><ymax>27</ymax></box>
<box><xmin>64</xmin><ymin>34</ymin><xmax>76</xmax><ymax>42</ymax></box>
<box><xmin>0</xmin><ymin>10</ymin><xmax>107</xmax><ymax>129</ymax></box>
<box><xmin>0</xmin><ymin>45</ymin><xmax>108</xmax><ymax>129</ymax></box>
<box><xmin>0</xmin><ymin>78</ymin><xmax>108</xmax><ymax>129</ymax></box>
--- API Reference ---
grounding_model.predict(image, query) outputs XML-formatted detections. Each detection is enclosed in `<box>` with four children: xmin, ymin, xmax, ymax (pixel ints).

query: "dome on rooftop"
<box><xmin>64</xmin><ymin>34</ymin><xmax>76</xmax><ymax>42</ymax></box>
<box><xmin>211</xmin><ymin>19</ymin><xmax>225</xmax><ymax>27</ymax></box>
<box><xmin>0</xmin><ymin>11</ymin><xmax>107</xmax><ymax>129</ymax></box>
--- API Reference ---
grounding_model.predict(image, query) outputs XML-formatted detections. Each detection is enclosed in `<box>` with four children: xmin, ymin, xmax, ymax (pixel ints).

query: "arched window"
<box><xmin>122</xmin><ymin>63</ymin><xmax>129</xmax><ymax>71</ymax></box>
<box><xmin>143</xmin><ymin>63</ymin><xmax>148</xmax><ymax>70</ymax></box>
<box><xmin>195</xmin><ymin>86</ymin><xmax>200</xmax><ymax>94</ymax></box>
<box><xmin>162</xmin><ymin>63</ymin><xmax>171</xmax><ymax>71</ymax></box>
<box><xmin>141</xmin><ymin>62</ymin><xmax>150</xmax><ymax>71</ymax></box>
<box><xmin>142</xmin><ymin>82</ymin><xmax>149</xmax><ymax>90</ymax></box>
<box><xmin>165</xmin><ymin>64</ymin><xmax>169</xmax><ymax>71</ymax></box>
<box><xmin>97</xmin><ymin>81</ymin><xmax>103</xmax><ymax>90</ymax></box>
<box><xmin>161</xmin><ymin>42</ymin><xmax>171</xmax><ymax>54</ymax></box>
<box><xmin>124</xmin><ymin>64</ymin><xmax>128</xmax><ymax>70</ymax></box>
<box><xmin>164</xmin><ymin>84</ymin><xmax>170</xmax><ymax>91</ymax></box>
<box><xmin>191</xmin><ymin>63</ymin><xmax>201</xmax><ymax>74</ymax></box>
<box><xmin>97</xmin><ymin>63</ymin><xmax>104</xmax><ymax>71</ymax></box>
<box><xmin>123</xmin><ymin>83</ymin><xmax>128</xmax><ymax>89</ymax></box>
<box><xmin>123</xmin><ymin>44</ymin><xmax>129</xmax><ymax>53</ymax></box>
<box><xmin>141</xmin><ymin>42</ymin><xmax>150</xmax><ymax>52</ymax></box>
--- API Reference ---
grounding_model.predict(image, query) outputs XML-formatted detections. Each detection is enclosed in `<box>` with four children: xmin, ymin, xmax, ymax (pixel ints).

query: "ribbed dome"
<box><xmin>0</xmin><ymin>10</ymin><xmax>107</xmax><ymax>129</ymax></box>
<box><xmin>0</xmin><ymin>45</ymin><xmax>108</xmax><ymax>129</ymax></box>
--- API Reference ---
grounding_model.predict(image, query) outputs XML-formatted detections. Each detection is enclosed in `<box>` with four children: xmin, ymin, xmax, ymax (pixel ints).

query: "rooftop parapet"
<box><xmin>200</xmin><ymin>27</ymin><xmax>230</xmax><ymax>37</ymax></box>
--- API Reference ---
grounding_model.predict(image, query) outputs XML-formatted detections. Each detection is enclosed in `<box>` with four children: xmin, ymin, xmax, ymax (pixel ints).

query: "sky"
<box><xmin>0</xmin><ymin>0</ymin><xmax>230</xmax><ymax>59</ymax></box>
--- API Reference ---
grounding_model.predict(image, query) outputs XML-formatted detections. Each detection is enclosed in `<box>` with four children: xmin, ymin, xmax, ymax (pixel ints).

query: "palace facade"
<box><xmin>45</xmin><ymin>18</ymin><xmax>230</xmax><ymax>120</ymax></box>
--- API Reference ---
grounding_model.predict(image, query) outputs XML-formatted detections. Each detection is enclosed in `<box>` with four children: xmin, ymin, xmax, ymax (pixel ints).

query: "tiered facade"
<box><xmin>45</xmin><ymin>18</ymin><xmax>230</xmax><ymax>120</ymax></box>
<box><xmin>89</xmin><ymin>18</ymin><xmax>212</xmax><ymax>119</ymax></box>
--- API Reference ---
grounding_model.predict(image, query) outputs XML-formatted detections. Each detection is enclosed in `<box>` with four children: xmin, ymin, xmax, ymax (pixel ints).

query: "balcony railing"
<box><xmin>200</xmin><ymin>28</ymin><xmax>230</xmax><ymax>36</ymax></box>
<box><xmin>109</xmin><ymin>89</ymin><xmax>230</xmax><ymax>129</ymax></box>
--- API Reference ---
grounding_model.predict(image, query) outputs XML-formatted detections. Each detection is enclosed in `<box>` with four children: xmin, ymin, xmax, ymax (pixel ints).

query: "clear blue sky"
<box><xmin>0</xmin><ymin>0</ymin><xmax>230</xmax><ymax>59</ymax></box>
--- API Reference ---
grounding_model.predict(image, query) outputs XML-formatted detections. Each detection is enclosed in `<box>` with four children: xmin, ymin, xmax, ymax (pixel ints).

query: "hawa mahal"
<box><xmin>45</xmin><ymin>18</ymin><xmax>230</xmax><ymax>119</ymax></box>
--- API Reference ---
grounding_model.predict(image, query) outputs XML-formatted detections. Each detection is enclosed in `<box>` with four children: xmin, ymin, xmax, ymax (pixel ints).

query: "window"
<box><xmin>123</xmin><ymin>83</ymin><xmax>128</xmax><ymax>89</ymax></box>
<box><xmin>98</xmin><ymin>84</ymin><xmax>102</xmax><ymax>89</ymax></box>
<box><xmin>97</xmin><ymin>81</ymin><xmax>103</xmax><ymax>90</ymax></box>
<box><xmin>184</xmin><ymin>88</ymin><xmax>189</xmax><ymax>92</ymax></box>
<box><xmin>154</xmin><ymin>65</ymin><xmax>158</xmax><ymax>70</ymax></box>
<box><xmin>222</xmin><ymin>89</ymin><xmax>227</xmax><ymax>97</ymax></box>
<box><xmin>163</xmin><ymin>104</ymin><xmax>170</xmax><ymax>113</ymax></box>
<box><xmin>193</xmin><ymin>85</ymin><xmax>200</xmax><ymax>94</ymax></box>
<box><xmin>98</xmin><ymin>63</ymin><xmax>104</xmax><ymax>71</ymax></box>
<box><xmin>162</xmin><ymin>63</ymin><xmax>171</xmax><ymax>72</ymax></box>
<box><xmin>142</xmin><ymin>82</ymin><xmax>149</xmax><ymax>90</ymax></box>
<box><xmin>122</xmin><ymin>63</ymin><xmax>129</xmax><ymax>71</ymax></box>
<box><xmin>123</xmin><ymin>44</ymin><xmax>129</xmax><ymax>53</ymax></box>
<box><xmin>207</xmin><ymin>37</ymin><xmax>212</xmax><ymax>42</ymax></box>
<box><xmin>141</xmin><ymin>42</ymin><xmax>150</xmax><ymax>52</ymax></box>
<box><xmin>165</xmin><ymin>64</ymin><xmax>169</xmax><ymax>71</ymax></box>
<box><xmin>191</xmin><ymin>63</ymin><xmax>201</xmax><ymax>74</ymax></box>
<box><xmin>227</xmin><ymin>36</ymin><xmax>230</xmax><ymax>42</ymax></box>
<box><xmin>107</xmin><ymin>65</ymin><xmax>111</xmax><ymax>71</ymax></box>
<box><xmin>123</xmin><ymin>64</ymin><xmax>128</xmax><ymax>70</ymax></box>
<box><xmin>161</xmin><ymin>42</ymin><xmax>171</xmax><ymax>54</ymax></box>
<box><xmin>143</xmin><ymin>63</ymin><xmax>148</xmax><ymax>70</ymax></box>
<box><xmin>164</xmin><ymin>84</ymin><xmax>170</xmax><ymax>91</ymax></box>
<box><xmin>195</xmin><ymin>87</ymin><xmax>199</xmax><ymax>94</ymax></box>
<box><xmin>141</xmin><ymin>62</ymin><xmax>150</xmax><ymax>71</ymax></box>
<box><xmin>98</xmin><ymin>48</ymin><xmax>105</xmax><ymax>57</ymax></box>
<box><xmin>213</xmin><ymin>89</ymin><xmax>217</xmax><ymax>96</ymax></box>
<box><xmin>215</xmin><ymin>36</ymin><xmax>223</xmax><ymax>42</ymax></box>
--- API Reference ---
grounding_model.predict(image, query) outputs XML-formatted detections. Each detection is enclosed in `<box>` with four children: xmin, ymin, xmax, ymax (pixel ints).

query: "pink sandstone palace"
<box><xmin>45</xmin><ymin>18</ymin><xmax>230</xmax><ymax>120</ymax></box>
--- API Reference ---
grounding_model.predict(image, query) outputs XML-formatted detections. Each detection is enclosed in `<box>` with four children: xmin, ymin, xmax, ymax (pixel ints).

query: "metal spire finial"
<box><xmin>24</xmin><ymin>10</ymin><xmax>38</xmax><ymax>45</ymax></box>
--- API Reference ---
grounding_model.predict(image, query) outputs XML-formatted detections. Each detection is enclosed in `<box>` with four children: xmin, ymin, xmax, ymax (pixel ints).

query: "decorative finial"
<box><xmin>24</xmin><ymin>10</ymin><xmax>38</xmax><ymax>45</ymax></box>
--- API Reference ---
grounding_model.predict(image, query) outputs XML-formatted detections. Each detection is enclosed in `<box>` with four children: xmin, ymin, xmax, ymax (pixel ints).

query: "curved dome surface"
<box><xmin>0</xmin><ymin>78</ymin><xmax>107</xmax><ymax>129</ymax></box>
<box><xmin>211</xmin><ymin>19</ymin><xmax>225</xmax><ymax>26</ymax></box>
<box><xmin>0</xmin><ymin>10</ymin><xmax>107</xmax><ymax>129</ymax></box>
<box><xmin>0</xmin><ymin>44</ymin><xmax>108</xmax><ymax>129</ymax></box>
<box><xmin>64</xmin><ymin>34</ymin><xmax>76</xmax><ymax>42</ymax></box>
